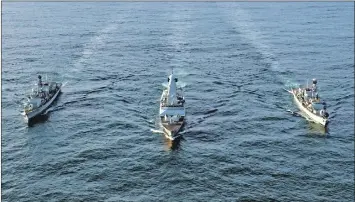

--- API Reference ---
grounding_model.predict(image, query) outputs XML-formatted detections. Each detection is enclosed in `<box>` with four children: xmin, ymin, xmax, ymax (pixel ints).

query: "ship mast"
<box><xmin>167</xmin><ymin>69</ymin><xmax>177</xmax><ymax>106</ymax></box>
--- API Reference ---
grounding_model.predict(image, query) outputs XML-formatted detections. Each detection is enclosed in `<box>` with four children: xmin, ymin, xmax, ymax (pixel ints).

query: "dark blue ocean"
<box><xmin>2</xmin><ymin>2</ymin><xmax>354</xmax><ymax>201</ymax></box>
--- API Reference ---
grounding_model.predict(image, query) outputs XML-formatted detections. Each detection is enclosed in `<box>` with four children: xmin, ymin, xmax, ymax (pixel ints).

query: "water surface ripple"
<box><xmin>2</xmin><ymin>2</ymin><xmax>354</xmax><ymax>201</ymax></box>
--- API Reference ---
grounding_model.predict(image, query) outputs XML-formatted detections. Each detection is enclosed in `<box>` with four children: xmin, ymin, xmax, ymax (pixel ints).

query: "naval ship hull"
<box><xmin>289</xmin><ymin>88</ymin><xmax>328</xmax><ymax>127</ymax></box>
<box><xmin>24</xmin><ymin>85</ymin><xmax>62</xmax><ymax>124</ymax></box>
<box><xmin>161</xmin><ymin>119</ymin><xmax>184</xmax><ymax>140</ymax></box>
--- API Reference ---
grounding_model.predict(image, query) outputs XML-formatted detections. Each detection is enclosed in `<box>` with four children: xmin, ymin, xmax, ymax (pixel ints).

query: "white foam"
<box><xmin>150</xmin><ymin>129</ymin><xmax>164</xmax><ymax>134</ymax></box>
<box><xmin>62</xmin><ymin>81</ymin><xmax>68</xmax><ymax>87</ymax></box>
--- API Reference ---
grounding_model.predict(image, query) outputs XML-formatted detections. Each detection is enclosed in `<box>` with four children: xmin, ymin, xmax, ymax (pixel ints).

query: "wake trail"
<box><xmin>62</xmin><ymin>24</ymin><xmax>119</xmax><ymax>86</ymax></box>
<box><xmin>216</xmin><ymin>3</ymin><xmax>298</xmax><ymax>88</ymax></box>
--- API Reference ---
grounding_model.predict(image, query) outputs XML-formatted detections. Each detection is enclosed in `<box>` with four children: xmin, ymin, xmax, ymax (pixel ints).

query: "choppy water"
<box><xmin>2</xmin><ymin>2</ymin><xmax>354</xmax><ymax>201</ymax></box>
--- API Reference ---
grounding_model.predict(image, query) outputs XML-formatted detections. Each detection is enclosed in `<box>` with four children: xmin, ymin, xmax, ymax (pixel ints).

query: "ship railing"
<box><xmin>161</xmin><ymin>104</ymin><xmax>184</xmax><ymax>108</ymax></box>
